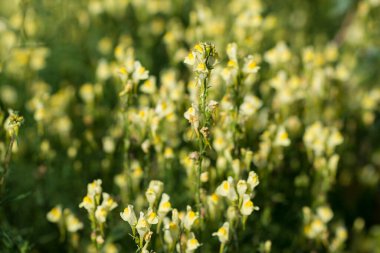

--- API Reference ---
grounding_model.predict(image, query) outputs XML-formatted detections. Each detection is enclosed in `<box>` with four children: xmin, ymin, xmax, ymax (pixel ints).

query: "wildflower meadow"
<box><xmin>1</xmin><ymin>0</ymin><xmax>380</xmax><ymax>252</ymax></box>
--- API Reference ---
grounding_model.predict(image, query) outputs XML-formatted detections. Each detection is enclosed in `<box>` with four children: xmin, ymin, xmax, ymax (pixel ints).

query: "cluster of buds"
<box><xmin>120</xmin><ymin>180</ymin><xmax>172</xmax><ymax>252</ymax></box>
<box><xmin>215</xmin><ymin>171</ymin><xmax>260</xmax><ymax>228</ymax></box>
<box><xmin>184</xmin><ymin>42</ymin><xmax>218</xmax><ymax>83</ymax></box>
<box><xmin>47</xmin><ymin>205</ymin><xmax>83</xmax><ymax>248</ymax></box>
<box><xmin>79</xmin><ymin>179</ymin><xmax>118</xmax><ymax>248</ymax></box>
<box><xmin>117</xmin><ymin>47</ymin><xmax>149</xmax><ymax>97</ymax></box>
<box><xmin>3</xmin><ymin>110</ymin><xmax>24</xmax><ymax>138</ymax></box>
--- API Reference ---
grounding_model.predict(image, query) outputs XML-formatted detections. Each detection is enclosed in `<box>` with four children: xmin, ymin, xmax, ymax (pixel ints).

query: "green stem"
<box><xmin>232</xmin><ymin>74</ymin><xmax>242</xmax><ymax>157</ymax></box>
<box><xmin>219</xmin><ymin>243</ymin><xmax>225</xmax><ymax>253</ymax></box>
<box><xmin>0</xmin><ymin>135</ymin><xmax>16</xmax><ymax>194</ymax></box>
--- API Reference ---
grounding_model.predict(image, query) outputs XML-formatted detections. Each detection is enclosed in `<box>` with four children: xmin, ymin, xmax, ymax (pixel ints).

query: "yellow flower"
<box><xmin>274</xmin><ymin>126</ymin><xmax>291</xmax><ymax>147</ymax></box>
<box><xmin>79</xmin><ymin>195</ymin><xmax>95</xmax><ymax>211</ymax></box>
<box><xmin>184</xmin><ymin>105</ymin><xmax>200</xmax><ymax>130</ymax></box>
<box><xmin>146</xmin><ymin>208</ymin><xmax>159</xmax><ymax>225</ymax></box>
<box><xmin>316</xmin><ymin>206</ymin><xmax>333</xmax><ymax>223</ymax></box>
<box><xmin>101</xmin><ymin>193</ymin><xmax>118</xmax><ymax>211</ymax></box>
<box><xmin>243</xmin><ymin>55</ymin><xmax>260</xmax><ymax>74</ymax></box>
<box><xmin>158</xmin><ymin>193</ymin><xmax>172</xmax><ymax>218</ymax></box>
<box><xmin>212</xmin><ymin>222</ymin><xmax>229</xmax><ymax>243</ymax></box>
<box><xmin>247</xmin><ymin>171</ymin><xmax>259</xmax><ymax>191</ymax></box>
<box><xmin>183</xmin><ymin>206</ymin><xmax>198</xmax><ymax>231</ymax></box>
<box><xmin>237</xmin><ymin>180</ymin><xmax>248</xmax><ymax>196</ymax></box>
<box><xmin>136</xmin><ymin>212</ymin><xmax>150</xmax><ymax>238</ymax></box>
<box><xmin>66</xmin><ymin>213</ymin><xmax>84</xmax><ymax>233</ymax></box>
<box><xmin>196</xmin><ymin>62</ymin><xmax>207</xmax><ymax>73</ymax></box>
<box><xmin>47</xmin><ymin>206</ymin><xmax>62</xmax><ymax>223</ymax></box>
<box><xmin>184</xmin><ymin>52</ymin><xmax>195</xmax><ymax>66</ymax></box>
<box><xmin>186</xmin><ymin>233</ymin><xmax>201</xmax><ymax>252</ymax></box>
<box><xmin>87</xmin><ymin>179</ymin><xmax>102</xmax><ymax>197</ymax></box>
<box><xmin>120</xmin><ymin>205</ymin><xmax>137</xmax><ymax>227</ymax></box>
<box><xmin>226</xmin><ymin>43</ymin><xmax>238</xmax><ymax>60</ymax></box>
<box><xmin>95</xmin><ymin>206</ymin><xmax>108</xmax><ymax>223</ymax></box>
<box><xmin>216</xmin><ymin>177</ymin><xmax>238</xmax><ymax>201</ymax></box>
<box><xmin>145</xmin><ymin>188</ymin><xmax>157</xmax><ymax>207</ymax></box>
<box><xmin>240</xmin><ymin>194</ymin><xmax>259</xmax><ymax>216</ymax></box>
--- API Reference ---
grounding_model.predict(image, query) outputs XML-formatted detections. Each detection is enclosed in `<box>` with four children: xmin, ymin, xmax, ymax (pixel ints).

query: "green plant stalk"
<box><xmin>219</xmin><ymin>243</ymin><xmax>225</xmax><ymax>253</ymax></box>
<box><xmin>0</xmin><ymin>135</ymin><xmax>16</xmax><ymax>194</ymax></box>
<box><xmin>121</xmin><ymin>93</ymin><xmax>133</xmax><ymax>204</ymax></box>
<box><xmin>196</xmin><ymin>74</ymin><xmax>210</xmax><ymax>215</ymax></box>
<box><xmin>232</xmin><ymin>73</ymin><xmax>242</xmax><ymax>158</ymax></box>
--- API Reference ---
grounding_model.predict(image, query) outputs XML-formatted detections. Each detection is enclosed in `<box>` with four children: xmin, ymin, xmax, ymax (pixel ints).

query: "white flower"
<box><xmin>208</xmin><ymin>100</ymin><xmax>219</xmax><ymax>112</ymax></box>
<box><xmin>120</xmin><ymin>205</ymin><xmax>137</xmax><ymax>227</ymax></box>
<box><xmin>158</xmin><ymin>193</ymin><xmax>172</xmax><ymax>218</ymax></box>
<box><xmin>183</xmin><ymin>206</ymin><xmax>198</xmax><ymax>231</ymax></box>
<box><xmin>247</xmin><ymin>171</ymin><xmax>259</xmax><ymax>191</ymax></box>
<box><xmin>101</xmin><ymin>193</ymin><xmax>118</xmax><ymax>211</ymax></box>
<box><xmin>66</xmin><ymin>214</ymin><xmax>84</xmax><ymax>233</ymax></box>
<box><xmin>226</xmin><ymin>43</ymin><xmax>238</xmax><ymax>60</ymax></box>
<box><xmin>186</xmin><ymin>233</ymin><xmax>201</xmax><ymax>253</ymax></box>
<box><xmin>215</xmin><ymin>177</ymin><xmax>238</xmax><ymax>201</ymax></box>
<box><xmin>237</xmin><ymin>180</ymin><xmax>248</xmax><ymax>196</ymax></box>
<box><xmin>95</xmin><ymin>205</ymin><xmax>108</xmax><ymax>223</ymax></box>
<box><xmin>316</xmin><ymin>206</ymin><xmax>333</xmax><ymax>223</ymax></box>
<box><xmin>243</xmin><ymin>55</ymin><xmax>260</xmax><ymax>74</ymax></box>
<box><xmin>327</xmin><ymin>129</ymin><xmax>343</xmax><ymax>150</ymax></box>
<box><xmin>79</xmin><ymin>195</ymin><xmax>95</xmax><ymax>212</ymax></box>
<box><xmin>184</xmin><ymin>51</ymin><xmax>195</xmax><ymax>66</ymax></box>
<box><xmin>148</xmin><ymin>180</ymin><xmax>164</xmax><ymax>197</ymax></box>
<box><xmin>141</xmin><ymin>76</ymin><xmax>156</xmax><ymax>94</ymax></box>
<box><xmin>212</xmin><ymin>222</ymin><xmax>229</xmax><ymax>244</ymax></box>
<box><xmin>307</xmin><ymin>218</ymin><xmax>326</xmax><ymax>238</ymax></box>
<box><xmin>240</xmin><ymin>194</ymin><xmax>259</xmax><ymax>216</ymax></box>
<box><xmin>274</xmin><ymin>126</ymin><xmax>291</xmax><ymax>147</ymax></box>
<box><xmin>146</xmin><ymin>208</ymin><xmax>159</xmax><ymax>225</ymax></box>
<box><xmin>239</xmin><ymin>95</ymin><xmax>262</xmax><ymax>116</ymax></box>
<box><xmin>145</xmin><ymin>187</ymin><xmax>157</xmax><ymax>207</ymax></box>
<box><xmin>184</xmin><ymin>105</ymin><xmax>200</xmax><ymax>130</ymax></box>
<box><xmin>132</xmin><ymin>61</ymin><xmax>149</xmax><ymax>82</ymax></box>
<box><xmin>136</xmin><ymin>212</ymin><xmax>150</xmax><ymax>238</ymax></box>
<box><xmin>46</xmin><ymin>206</ymin><xmax>62</xmax><ymax>223</ymax></box>
<box><xmin>264</xmin><ymin>41</ymin><xmax>292</xmax><ymax>65</ymax></box>
<box><xmin>87</xmin><ymin>179</ymin><xmax>102</xmax><ymax>197</ymax></box>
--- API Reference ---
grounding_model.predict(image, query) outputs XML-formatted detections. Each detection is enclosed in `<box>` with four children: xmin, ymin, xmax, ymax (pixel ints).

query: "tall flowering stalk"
<box><xmin>184</xmin><ymin>42</ymin><xmax>218</xmax><ymax>215</ymax></box>
<box><xmin>221</xmin><ymin>43</ymin><xmax>260</xmax><ymax>157</ymax></box>
<box><xmin>79</xmin><ymin>179</ymin><xmax>118</xmax><ymax>252</ymax></box>
<box><xmin>0</xmin><ymin>110</ymin><xmax>23</xmax><ymax>194</ymax></box>
<box><xmin>116</xmin><ymin>46</ymin><xmax>149</xmax><ymax>202</ymax></box>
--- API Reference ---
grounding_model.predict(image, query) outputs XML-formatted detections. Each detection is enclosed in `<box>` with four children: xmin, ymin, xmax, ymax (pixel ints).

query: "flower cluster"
<box><xmin>120</xmin><ymin>180</ymin><xmax>203</xmax><ymax>253</ymax></box>
<box><xmin>79</xmin><ymin>179</ymin><xmax>118</xmax><ymax>248</ymax></box>
<box><xmin>120</xmin><ymin>180</ymin><xmax>169</xmax><ymax>252</ymax></box>
<box><xmin>184</xmin><ymin>42</ymin><xmax>219</xmax><ymax>83</ymax></box>
<box><xmin>117</xmin><ymin>48</ymin><xmax>149</xmax><ymax>97</ymax></box>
